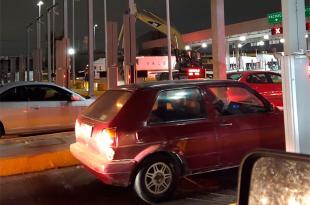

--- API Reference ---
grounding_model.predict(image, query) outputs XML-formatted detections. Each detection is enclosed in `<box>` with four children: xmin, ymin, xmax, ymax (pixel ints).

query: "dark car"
<box><xmin>70</xmin><ymin>80</ymin><xmax>285</xmax><ymax>203</ymax></box>
<box><xmin>227</xmin><ymin>71</ymin><xmax>283</xmax><ymax>107</ymax></box>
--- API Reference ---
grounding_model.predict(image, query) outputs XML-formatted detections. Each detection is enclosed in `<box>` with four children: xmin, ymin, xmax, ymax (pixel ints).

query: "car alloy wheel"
<box><xmin>134</xmin><ymin>155</ymin><xmax>180</xmax><ymax>203</ymax></box>
<box><xmin>144</xmin><ymin>162</ymin><xmax>172</xmax><ymax>195</ymax></box>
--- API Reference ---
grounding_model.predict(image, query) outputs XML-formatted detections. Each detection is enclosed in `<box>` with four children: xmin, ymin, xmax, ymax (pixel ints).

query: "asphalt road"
<box><xmin>0</xmin><ymin>166</ymin><xmax>238</xmax><ymax>205</ymax></box>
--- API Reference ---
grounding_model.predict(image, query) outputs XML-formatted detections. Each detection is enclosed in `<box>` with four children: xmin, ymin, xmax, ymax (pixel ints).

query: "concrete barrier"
<box><xmin>0</xmin><ymin>132</ymin><xmax>79</xmax><ymax>177</ymax></box>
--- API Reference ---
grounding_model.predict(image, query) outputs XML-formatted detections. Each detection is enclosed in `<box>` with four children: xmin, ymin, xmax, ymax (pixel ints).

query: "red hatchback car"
<box><xmin>70</xmin><ymin>80</ymin><xmax>285</xmax><ymax>203</ymax></box>
<box><xmin>227</xmin><ymin>71</ymin><xmax>283</xmax><ymax>107</ymax></box>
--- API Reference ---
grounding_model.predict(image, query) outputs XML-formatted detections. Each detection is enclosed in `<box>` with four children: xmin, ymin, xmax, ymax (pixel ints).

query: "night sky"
<box><xmin>0</xmin><ymin>0</ymin><xmax>283</xmax><ymax>56</ymax></box>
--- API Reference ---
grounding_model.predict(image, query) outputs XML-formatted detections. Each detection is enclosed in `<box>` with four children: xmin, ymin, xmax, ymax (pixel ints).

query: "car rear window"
<box><xmin>83</xmin><ymin>90</ymin><xmax>132</xmax><ymax>122</ymax></box>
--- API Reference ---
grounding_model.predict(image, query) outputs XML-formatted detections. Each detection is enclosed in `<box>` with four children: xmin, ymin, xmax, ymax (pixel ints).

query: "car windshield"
<box><xmin>83</xmin><ymin>90</ymin><xmax>132</xmax><ymax>122</ymax></box>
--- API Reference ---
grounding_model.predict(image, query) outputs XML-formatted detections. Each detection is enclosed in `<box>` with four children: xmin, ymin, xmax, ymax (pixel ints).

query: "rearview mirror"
<box><xmin>237</xmin><ymin>149</ymin><xmax>310</xmax><ymax>205</ymax></box>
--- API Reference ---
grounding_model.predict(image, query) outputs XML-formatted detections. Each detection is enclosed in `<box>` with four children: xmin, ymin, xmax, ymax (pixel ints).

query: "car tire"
<box><xmin>134</xmin><ymin>155</ymin><xmax>180</xmax><ymax>203</ymax></box>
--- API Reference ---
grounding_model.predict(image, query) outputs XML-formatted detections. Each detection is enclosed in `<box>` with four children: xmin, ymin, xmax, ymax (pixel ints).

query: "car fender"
<box><xmin>133</xmin><ymin>142</ymin><xmax>188</xmax><ymax>175</ymax></box>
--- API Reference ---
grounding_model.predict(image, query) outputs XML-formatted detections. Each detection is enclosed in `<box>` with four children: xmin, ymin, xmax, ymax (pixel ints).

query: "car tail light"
<box><xmin>95</xmin><ymin>128</ymin><xmax>118</xmax><ymax>148</ymax></box>
<box><xmin>75</xmin><ymin>120</ymin><xmax>93</xmax><ymax>139</ymax></box>
<box><xmin>94</xmin><ymin>128</ymin><xmax>117</xmax><ymax>160</ymax></box>
<box><xmin>188</xmin><ymin>68</ymin><xmax>201</xmax><ymax>77</ymax></box>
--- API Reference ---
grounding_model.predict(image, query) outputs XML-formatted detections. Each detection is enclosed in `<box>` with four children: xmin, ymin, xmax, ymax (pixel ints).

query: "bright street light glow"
<box><xmin>263</xmin><ymin>35</ymin><xmax>269</xmax><ymax>40</ymax></box>
<box><xmin>239</xmin><ymin>36</ymin><xmax>246</xmax><ymax>41</ymax></box>
<box><xmin>68</xmin><ymin>48</ymin><xmax>76</xmax><ymax>55</ymax></box>
<box><xmin>201</xmin><ymin>43</ymin><xmax>207</xmax><ymax>48</ymax></box>
<box><xmin>37</xmin><ymin>1</ymin><xmax>44</xmax><ymax>6</ymax></box>
<box><xmin>237</xmin><ymin>43</ymin><xmax>242</xmax><ymax>48</ymax></box>
<box><xmin>94</xmin><ymin>24</ymin><xmax>98</xmax><ymax>28</ymax></box>
<box><xmin>280</xmin><ymin>38</ymin><xmax>285</xmax><ymax>43</ymax></box>
<box><xmin>258</xmin><ymin>41</ymin><xmax>265</xmax><ymax>46</ymax></box>
<box><xmin>305</xmin><ymin>34</ymin><xmax>309</xmax><ymax>39</ymax></box>
<box><xmin>185</xmin><ymin>45</ymin><xmax>191</xmax><ymax>50</ymax></box>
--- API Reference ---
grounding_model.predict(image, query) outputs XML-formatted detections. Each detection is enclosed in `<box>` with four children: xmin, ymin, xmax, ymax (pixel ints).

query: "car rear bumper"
<box><xmin>70</xmin><ymin>142</ymin><xmax>136</xmax><ymax>187</ymax></box>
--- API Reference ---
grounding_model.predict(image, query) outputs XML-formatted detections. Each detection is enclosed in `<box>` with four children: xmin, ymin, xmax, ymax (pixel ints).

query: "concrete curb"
<box><xmin>0</xmin><ymin>149</ymin><xmax>79</xmax><ymax>177</ymax></box>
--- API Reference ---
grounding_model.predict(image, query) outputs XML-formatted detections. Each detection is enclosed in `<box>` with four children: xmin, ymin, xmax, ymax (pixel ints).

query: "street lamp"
<box><xmin>93</xmin><ymin>24</ymin><xmax>98</xmax><ymax>50</ymax></box>
<box><xmin>37</xmin><ymin>1</ymin><xmax>44</xmax><ymax>49</ymax></box>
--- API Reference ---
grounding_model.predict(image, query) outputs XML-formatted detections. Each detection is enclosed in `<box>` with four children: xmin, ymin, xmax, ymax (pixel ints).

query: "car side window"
<box><xmin>148</xmin><ymin>88</ymin><xmax>207</xmax><ymax>124</ymax></box>
<box><xmin>269</xmin><ymin>74</ymin><xmax>282</xmax><ymax>84</ymax></box>
<box><xmin>26</xmin><ymin>85</ymin><xmax>71</xmax><ymax>101</ymax></box>
<box><xmin>246</xmin><ymin>74</ymin><xmax>269</xmax><ymax>84</ymax></box>
<box><xmin>209</xmin><ymin>86</ymin><xmax>267</xmax><ymax>115</ymax></box>
<box><xmin>227</xmin><ymin>73</ymin><xmax>242</xmax><ymax>81</ymax></box>
<box><xmin>0</xmin><ymin>86</ymin><xmax>27</xmax><ymax>102</ymax></box>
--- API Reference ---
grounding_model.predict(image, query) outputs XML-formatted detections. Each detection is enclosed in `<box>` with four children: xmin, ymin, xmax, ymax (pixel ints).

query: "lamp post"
<box><xmin>93</xmin><ymin>24</ymin><xmax>98</xmax><ymax>50</ymax></box>
<box><xmin>26</xmin><ymin>23</ymin><xmax>33</xmax><ymax>81</ymax></box>
<box><xmin>72</xmin><ymin>0</ymin><xmax>78</xmax><ymax>81</ymax></box>
<box><xmin>37</xmin><ymin>1</ymin><xmax>44</xmax><ymax>49</ymax></box>
<box><xmin>88</xmin><ymin>0</ymin><xmax>94</xmax><ymax>97</ymax></box>
<box><xmin>166</xmin><ymin>0</ymin><xmax>172</xmax><ymax>80</ymax></box>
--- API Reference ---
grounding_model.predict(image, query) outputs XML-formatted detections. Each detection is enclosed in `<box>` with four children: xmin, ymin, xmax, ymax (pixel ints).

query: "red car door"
<box><xmin>244</xmin><ymin>73</ymin><xmax>283</xmax><ymax>106</ymax></box>
<box><xmin>207</xmin><ymin>85</ymin><xmax>285</xmax><ymax>167</ymax></box>
<box><xmin>137</xmin><ymin>87</ymin><xmax>220</xmax><ymax>172</ymax></box>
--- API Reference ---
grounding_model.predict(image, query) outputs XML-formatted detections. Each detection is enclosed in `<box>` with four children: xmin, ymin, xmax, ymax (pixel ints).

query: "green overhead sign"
<box><xmin>268</xmin><ymin>12</ymin><xmax>282</xmax><ymax>25</ymax></box>
<box><xmin>268</xmin><ymin>7</ymin><xmax>310</xmax><ymax>25</ymax></box>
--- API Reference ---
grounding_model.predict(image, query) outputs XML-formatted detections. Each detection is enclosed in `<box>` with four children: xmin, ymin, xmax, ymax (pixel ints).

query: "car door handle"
<box><xmin>30</xmin><ymin>106</ymin><xmax>40</xmax><ymax>110</ymax></box>
<box><xmin>220</xmin><ymin>122</ymin><xmax>233</xmax><ymax>127</ymax></box>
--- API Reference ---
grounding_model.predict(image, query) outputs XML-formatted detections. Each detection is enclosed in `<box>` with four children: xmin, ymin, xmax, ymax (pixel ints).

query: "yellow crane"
<box><xmin>118</xmin><ymin>4</ymin><xmax>204</xmax><ymax>79</ymax></box>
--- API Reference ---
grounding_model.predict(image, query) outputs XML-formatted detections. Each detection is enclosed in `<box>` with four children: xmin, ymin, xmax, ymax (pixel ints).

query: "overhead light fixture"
<box><xmin>237</xmin><ymin>43</ymin><xmax>243</xmax><ymax>48</ymax></box>
<box><xmin>305</xmin><ymin>34</ymin><xmax>309</xmax><ymax>39</ymax></box>
<box><xmin>201</xmin><ymin>43</ymin><xmax>207</xmax><ymax>48</ymax></box>
<box><xmin>239</xmin><ymin>36</ymin><xmax>246</xmax><ymax>42</ymax></box>
<box><xmin>263</xmin><ymin>35</ymin><xmax>269</xmax><ymax>40</ymax></box>
<box><xmin>68</xmin><ymin>48</ymin><xmax>76</xmax><ymax>55</ymax></box>
<box><xmin>280</xmin><ymin>38</ymin><xmax>285</xmax><ymax>43</ymax></box>
<box><xmin>185</xmin><ymin>45</ymin><xmax>191</xmax><ymax>51</ymax></box>
<box><xmin>258</xmin><ymin>41</ymin><xmax>265</xmax><ymax>46</ymax></box>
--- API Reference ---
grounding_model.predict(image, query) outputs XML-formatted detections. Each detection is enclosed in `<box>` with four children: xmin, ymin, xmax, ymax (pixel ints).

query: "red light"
<box><xmin>271</xmin><ymin>27</ymin><xmax>283</xmax><ymax>35</ymax></box>
<box><xmin>307</xmin><ymin>22</ymin><xmax>310</xmax><ymax>31</ymax></box>
<box><xmin>188</xmin><ymin>68</ymin><xmax>201</xmax><ymax>73</ymax></box>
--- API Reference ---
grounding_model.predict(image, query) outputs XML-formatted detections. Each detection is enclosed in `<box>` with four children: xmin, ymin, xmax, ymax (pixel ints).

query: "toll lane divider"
<box><xmin>0</xmin><ymin>132</ymin><xmax>80</xmax><ymax>177</ymax></box>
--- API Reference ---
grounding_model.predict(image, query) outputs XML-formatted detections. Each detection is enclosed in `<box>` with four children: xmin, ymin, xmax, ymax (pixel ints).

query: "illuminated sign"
<box><xmin>268</xmin><ymin>7</ymin><xmax>310</xmax><ymax>25</ymax></box>
<box><xmin>268</xmin><ymin>12</ymin><xmax>282</xmax><ymax>25</ymax></box>
<box><xmin>271</xmin><ymin>27</ymin><xmax>283</xmax><ymax>35</ymax></box>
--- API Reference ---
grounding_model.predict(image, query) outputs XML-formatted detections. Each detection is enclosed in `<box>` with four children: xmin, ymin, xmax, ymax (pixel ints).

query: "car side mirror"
<box><xmin>237</xmin><ymin>149</ymin><xmax>310</xmax><ymax>205</ymax></box>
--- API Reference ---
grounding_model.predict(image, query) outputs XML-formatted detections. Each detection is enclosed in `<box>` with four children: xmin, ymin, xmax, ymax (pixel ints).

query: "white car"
<box><xmin>0</xmin><ymin>82</ymin><xmax>95</xmax><ymax>137</ymax></box>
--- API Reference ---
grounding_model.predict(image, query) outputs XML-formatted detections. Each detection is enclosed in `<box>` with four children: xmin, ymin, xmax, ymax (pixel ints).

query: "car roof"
<box><xmin>117</xmin><ymin>79</ymin><xmax>240</xmax><ymax>91</ymax></box>
<box><xmin>0</xmin><ymin>81</ymin><xmax>83</xmax><ymax>98</ymax></box>
<box><xmin>227</xmin><ymin>71</ymin><xmax>281</xmax><ymax>75</ymax></box>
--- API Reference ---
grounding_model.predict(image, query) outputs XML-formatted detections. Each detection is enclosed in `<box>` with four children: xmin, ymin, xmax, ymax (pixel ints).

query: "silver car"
<box><xmin>0</xmin><ymin>82</ymin><xmax>94</xmax><ymax>137</ymax></box>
